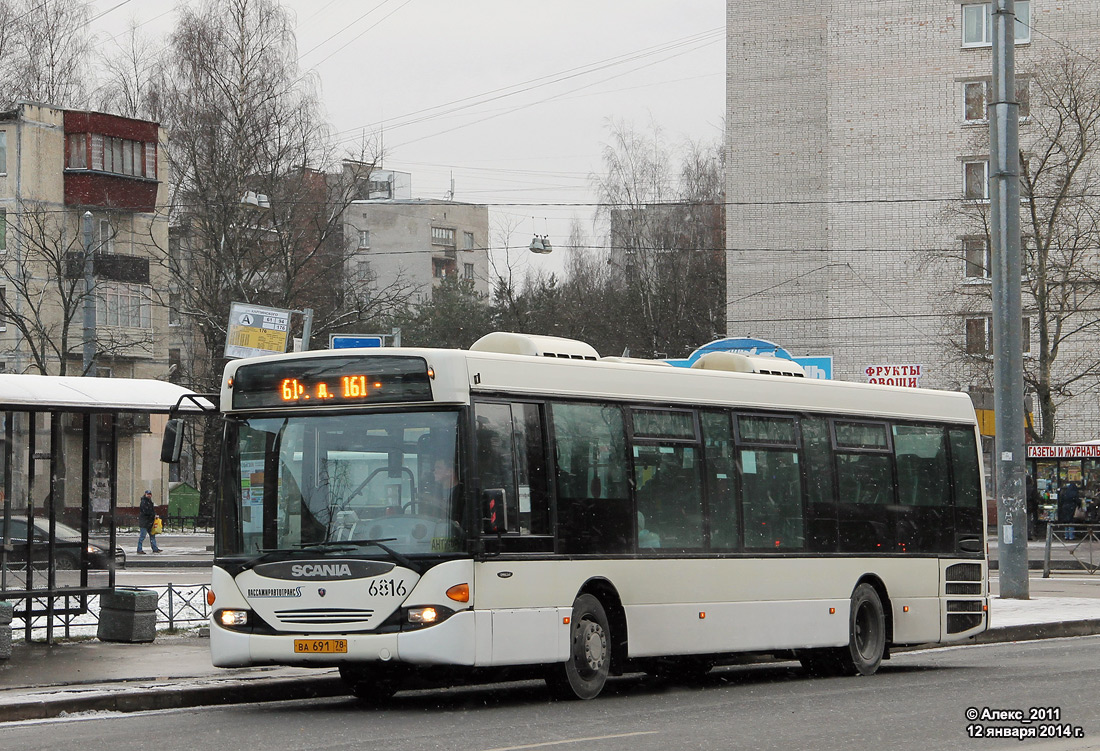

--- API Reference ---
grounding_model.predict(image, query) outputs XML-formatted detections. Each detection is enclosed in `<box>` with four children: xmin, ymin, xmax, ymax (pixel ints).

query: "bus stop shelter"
<box><xmin>0</xmin><ymin>374</ymin><xmax>211</xmax><ymax>643</ymax></box>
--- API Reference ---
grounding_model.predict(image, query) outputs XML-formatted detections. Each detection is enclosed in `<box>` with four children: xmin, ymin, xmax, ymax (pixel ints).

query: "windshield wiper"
<box><xmin>243</xmin><ymin>546</ymin><xmax>325</xmax><ymax>568</ymax></box>
<box><xmin>305</xmin><ymin>537</ymin><xmax>421</xmax><ymax>574</ymax></box>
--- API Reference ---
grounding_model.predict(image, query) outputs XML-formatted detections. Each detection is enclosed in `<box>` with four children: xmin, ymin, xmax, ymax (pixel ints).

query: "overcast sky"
<box><xmin>90</xmin><ymin>0</ymin><xmax>726</xmax><ymax>274</ymax></box>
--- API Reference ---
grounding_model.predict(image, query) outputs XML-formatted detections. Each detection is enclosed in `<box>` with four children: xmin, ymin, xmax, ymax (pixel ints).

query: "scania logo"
<box><xmin>252</xmin><ymin>559</ymin><xmax>396</xmax><ymax>581</ymax></box>
<box><xmin>318</xmin><ymin>588</ymin><xmax>327</xmax><ymax>598</ymax></box>
<box><xmin>292</xmin><ymin>563</ymin><xmax>352</xmax><ymax>578</ymax></box>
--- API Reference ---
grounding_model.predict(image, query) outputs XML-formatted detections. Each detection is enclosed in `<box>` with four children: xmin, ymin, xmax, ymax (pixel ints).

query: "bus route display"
<box><xmin>230</xmin><ymin>356</ymin><xmax>433</xmax><ymax>409</ymax></box>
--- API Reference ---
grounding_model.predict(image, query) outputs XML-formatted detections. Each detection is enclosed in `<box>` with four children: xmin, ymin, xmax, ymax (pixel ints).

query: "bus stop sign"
<box><xmin>330</xmin><ymin>335</ymin><xmax>383</xmax><ymax>349</ymax></box>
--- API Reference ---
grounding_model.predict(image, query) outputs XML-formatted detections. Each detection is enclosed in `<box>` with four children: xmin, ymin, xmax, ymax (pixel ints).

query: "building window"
<box><xmin>95</xmin><ymin>281</ymin><xmax>151</xmax><ymax>328</ymax></box>
<box><xmin>967</xmin><ymin>79</ymin><xmax>1031</xmax><ymax>122</ymax></box>
<box><xmin>431</xmin><ymin>226</ymin><xmax>455</xmax><ymax>247</ymax></box>
<box><xmin>0</xmin><ymin>131</ymin><xmax>7</xmax><ymax>176</ymax></box>
<box><xmin>0</xmin><ymin>209</ymin><xmax>6</xmax><ymax>253</ymax></box>
<box><xmin>432</xmin><ymin>258</ymin><xmax>450</xmax><ymax>278</ymax></box>
<box><xmin>168</xmin><ymin>348</ymin><xmax>181</xmax><ymax>384</ymax></box>
<box><xmin>67</xmin><ymin>133</ymin><xmax>87</xmax><ymax>168</ymax></box>
<box><xmin>964</xmin><ymin>81</ymin><xmax>986</xmax><ymax>122</ymax></box>
<box><xmin>963</xmin><ymin>160</ymin><xmax>989</xmax><ymax>200</ymax></box>
<box><xmin>144</xmin><ymin>141</ymin><xmax>156</xmax><ymax>178</ymax></box>
<box><xmin>962</xmin><ymin>1</ymin><xmax>1030</xmax><ymax>47</ymax></box>
<box><xmin>965</xmin><ymin>316</ymin><xmax>1031</xmax><ymax>354</ymax></box>
<box><xmin>963</xmin><ymin>237</ymin><xmax>990</xmax><ymax>279</ymax></box>
<box><xmin>76</xmin><ymin>133</ymin><xmax>154</xmax><ymax>178</ymax></box>
<box><xmin>98</xmin><ymin>218</ymin><xmax>114</xmax><ymax>253</ymax></box>
<box><xmin>463</xmin><ymin>231</ymin><xmax>475</xmax><ymax>250</ymax></box>
<box><xmin>464</xmin><ymin>263</ymin><xmax>474</xmax><ymax>279</ymax></box>
<box><xmin>356</xmin><ymin>259</ymin><xmax>371</xmax><ymax>280</ymax></box>
<box><xmin>358</xmin><ymin>229</ymin><xmax>370</xmax><ymax>249</ymax></box>
<box><xmin>965</xmin><ymin>317</ymin><xmax>990</xmax><ymax>355</ymax></box>
<box><xmin>169</xmin><ymin>291</ymin><xmax>180</xmax><ymax>326</ymax></box>
<box><xmin>1017</xmin><ymin>77</ymin><xmax>1030</xmax><ymax>119</ymax></box>
<box><xmin>0</xmin><ymin>287</ymin><xmax>6</xmax><ymax>331</ymax></box>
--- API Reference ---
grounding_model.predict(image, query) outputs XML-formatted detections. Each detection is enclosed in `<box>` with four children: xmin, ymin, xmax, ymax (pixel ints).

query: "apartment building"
<box><xmin>0</xmin><ymin>102</ymin><xmax>172</xmax><ymax>515</ymax></box>
<box><xmin>726</xmin><ymin>1</ymin><xmax>1100</xmax><ymax>442</ymax></box>
<box><xmin>343</xmin><ymin>169</ymin><xmax>490</xmax><ymax>301</ymax></box>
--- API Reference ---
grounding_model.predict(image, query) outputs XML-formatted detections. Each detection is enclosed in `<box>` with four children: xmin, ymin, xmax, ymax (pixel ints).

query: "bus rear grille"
<box><xmin>945</xmin><ymin>563</ymin><xmax>982</xmax><ymax>582</ymax></box>
<box><xmin>946</xmin><ymin>600</ymin><xmax>984</xmax><ymax>613</ymax></box>
<box><xmin>947</xmin><ymin>612</ymin><xmax>984</xmax><ymax>633</ymax></box>
<box><xmin>274</xmin><ymin>607</ymin><xmax>375</xmax><ymax>624</ymax></box>
<box><xmin>946</xmin><ymin>582</ymin><xmax>982</xmax><ymax>595</ymax></box>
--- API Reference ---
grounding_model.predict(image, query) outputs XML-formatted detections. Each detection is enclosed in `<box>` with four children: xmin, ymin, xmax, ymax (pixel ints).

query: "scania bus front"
<box><xmin>208</xmin><ymin>354</ymin><xmax>476</xmax><ymax>696</ymax></box>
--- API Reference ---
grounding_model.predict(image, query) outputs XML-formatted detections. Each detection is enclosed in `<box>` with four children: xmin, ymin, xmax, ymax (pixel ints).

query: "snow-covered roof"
<box><xmin>0</xmin><ymin>374</ymin><xmax>213</xmax><ymax>412</ymax></box>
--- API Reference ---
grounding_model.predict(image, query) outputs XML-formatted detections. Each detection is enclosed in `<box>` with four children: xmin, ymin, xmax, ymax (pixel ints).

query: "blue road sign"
<box><xmin>330</xmin><ymin>335</ymin><xmax>383</xmax><ymax>349</ymax></box>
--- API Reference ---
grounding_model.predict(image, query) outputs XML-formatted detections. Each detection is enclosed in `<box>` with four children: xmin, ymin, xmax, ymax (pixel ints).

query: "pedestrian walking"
<box><xmin>1058</xmin><ymin>480</ymin><xmax>1080</xmax><ymax>541</ymax></box>
<box><xmin>137</xmin><ymin>489</ymin><xmax>162</xmax><ymax>553</ymax></box>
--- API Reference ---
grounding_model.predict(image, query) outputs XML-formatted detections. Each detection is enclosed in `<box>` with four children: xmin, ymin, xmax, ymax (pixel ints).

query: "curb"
<box><xmin>0</xmin><ymin>674</ymin><xmax>347</xmax><ymax>723</ymax></box>
<box><xmin>3</xmin><ymin>620</ymin><xmax>1100</xmax><ymax>722</ymax></box>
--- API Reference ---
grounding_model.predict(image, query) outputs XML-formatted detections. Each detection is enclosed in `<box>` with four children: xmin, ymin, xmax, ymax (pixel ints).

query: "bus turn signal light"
<box><xmin>207</xmin><ymin>590</ymin><xmax>216</xmax><ymax>607</ymax></box>
<box><xmin>446</xmin><ymin>583</ymin><xmax>470</xmax><ymax>603</ymax></box>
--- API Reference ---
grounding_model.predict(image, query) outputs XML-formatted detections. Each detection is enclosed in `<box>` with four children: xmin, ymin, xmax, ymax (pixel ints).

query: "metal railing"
<box><xmin>162</xmin><ymin>514</ymin><xmax>214</xmax><ymax>533</ymax></box>
<box><xmin>1043</xmin><ymin>523</ymin><xmax>1100</xmax><ymax>577</ymax></box>
<box><xmin>9</xmin><ymin>582</ymin><xmax>211</xmax><ymax>641</ymax></box>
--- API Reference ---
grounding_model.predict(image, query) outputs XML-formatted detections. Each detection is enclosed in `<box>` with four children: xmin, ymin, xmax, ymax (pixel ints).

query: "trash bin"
<box><xmin>0</xmin><ymin>601</ymin><xmax>11</xmax><ymax>659</ymax></box>
<box><xmin>97</xmin><ymin>588</ymin><xmax>158</xmax><ymax>643</ymax></box>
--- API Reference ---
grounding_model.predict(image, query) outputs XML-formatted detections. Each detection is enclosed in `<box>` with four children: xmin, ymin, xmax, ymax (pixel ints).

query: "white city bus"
<box><xmin>205</xmin><ymin>332</ymin><xmax>989</xmax><ymax>700</ymax></box>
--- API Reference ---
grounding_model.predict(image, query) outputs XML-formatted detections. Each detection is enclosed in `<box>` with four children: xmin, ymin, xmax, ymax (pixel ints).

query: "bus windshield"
<box><xmin>220</xmin><ymin>410</ymin><xmax>464</xmax><ymax>558</ymax></box>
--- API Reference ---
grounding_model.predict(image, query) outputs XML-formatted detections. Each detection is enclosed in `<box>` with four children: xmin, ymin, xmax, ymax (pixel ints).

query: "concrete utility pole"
<box><xmin>990</xmin><ymin>0</ymin><xmax>1029</xmax><ymax>598</ymax></box>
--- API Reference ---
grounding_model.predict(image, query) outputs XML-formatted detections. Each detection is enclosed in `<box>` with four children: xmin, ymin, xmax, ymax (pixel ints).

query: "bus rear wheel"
<box><xmin>339</xmin><ymin>664</ymin><xmax>406</xmax><ymax>703</ymax></box>
<box><xmin>546</xmin><ymin>594</ymin><xmax>610</xmax><ymax>700</ymax></box>
<box><xmin>845</xmin><ymin>583</ymin><xmax>886</xmax><ymax>675</ymax></box>
<box><xmin>800</xmin><ymin>583</ymin><xmax>886</xmax><ymax>677</ymax></box>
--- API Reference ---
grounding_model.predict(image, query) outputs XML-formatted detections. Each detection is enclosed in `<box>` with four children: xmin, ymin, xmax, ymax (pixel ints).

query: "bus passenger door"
<box><xmin>473</xmin><ymin>401</ymin><xmax>553</xmax><ymax>553</ymax></box>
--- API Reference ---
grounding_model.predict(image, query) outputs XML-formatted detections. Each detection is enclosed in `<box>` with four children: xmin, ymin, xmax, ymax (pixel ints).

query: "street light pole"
<box><xmin>990</xmin><ymin>0</ymin><xmax>1028</xmax><ymax>598</ymax></box>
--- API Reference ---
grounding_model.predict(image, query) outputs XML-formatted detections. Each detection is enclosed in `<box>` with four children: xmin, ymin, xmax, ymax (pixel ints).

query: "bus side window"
<box><xmin>551</xmin><ymin>402</ymin><xmax>631</xmax><ymax>554</ymax></box>
<box><xmin>736</xmin><ymin>414</ymin><xmax>805</xmax><ymax>551</ymax></box>
<box><xmin>473</xmin><ymin>401</ymin><xmax>552</xmax><ymax>546</ymax></box>
<box><xmin>949</xmin><ymin>427</ymin><xmax>983</xmax><ymax>541</ymax></box>
<box><xmin>801</xmin><ymin>416</ymin><xmax>838</xmax><ymax>553</ymax></box>
<box><xmin>474</xmin><ymin>403</ymin><xmax>518</xmax><ymax>533</ymax></box>
<box><xmin>701</xmin><ymin>411</ymin><xmax>739</xmax><ymax>551</ymax></box>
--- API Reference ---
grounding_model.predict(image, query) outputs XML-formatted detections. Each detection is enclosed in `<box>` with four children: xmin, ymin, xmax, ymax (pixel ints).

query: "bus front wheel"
<box><xmin>546</xmin><ymin>594</ymin><xmax>610</xmax><ymax>700</ymax></box>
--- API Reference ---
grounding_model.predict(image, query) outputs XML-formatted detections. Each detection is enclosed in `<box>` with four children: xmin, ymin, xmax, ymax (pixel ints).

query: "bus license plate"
<box><xmin>294</xmin><ymin>639</ymin><xmax>347</xmax><ymax>654</ymax></box>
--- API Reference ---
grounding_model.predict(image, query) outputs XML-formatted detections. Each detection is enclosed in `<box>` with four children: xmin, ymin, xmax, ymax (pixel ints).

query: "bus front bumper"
<box><xmin>210</xmin><ymin>610</ymin><xmax>478</xmax><ymax>668</ymax></box>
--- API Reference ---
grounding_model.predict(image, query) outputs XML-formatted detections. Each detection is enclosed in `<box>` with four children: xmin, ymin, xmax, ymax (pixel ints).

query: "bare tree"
<box><xmin>94</xmin><ymin>19</ymin><xmax>163</xmax><ymax>120</ymax></box>
<box><xmin>943</xmin><ymin>49</ymin><xmax>1100</xmax><ymax>441</ymax></box>
<box><xmin>0</xmin><ymin>202</ymin><xmax>154</xmax><ymax>375</ymax></box>
<box><xmin>593</xmin><ymin>119</ymin><xmax>726</xmax><ymax>358</ymax></box>
<box><xmin>157</xmin><ymin>0</ymin><xmax>415</xmax><ymax>513</ymax></box>
<box><xmin>0</xmin><ymin>0</ymin><xmax>92</xmax><ymax>107</ymax></box>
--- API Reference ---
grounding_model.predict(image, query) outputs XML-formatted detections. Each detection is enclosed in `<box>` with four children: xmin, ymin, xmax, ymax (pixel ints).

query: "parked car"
<box><xmin>0</xmin><ymin>517</ymin><xmax>125</xmax><ymax>570</ymax></box>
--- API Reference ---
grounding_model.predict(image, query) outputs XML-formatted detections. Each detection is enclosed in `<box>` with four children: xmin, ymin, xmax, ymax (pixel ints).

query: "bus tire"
<box><xmin>843</xmin><ymin>582</ymin><xmax>886</xmax><ymax>676</ymax></box>
<box><xmin>546</xmin><ymin>594</ymin><xmax>611</xmax><ymax>700</ymax></box>
<box><xmin>339</xmin><ymin>664</ymin><xmax>405</xmax><ymax>703</ymax></box>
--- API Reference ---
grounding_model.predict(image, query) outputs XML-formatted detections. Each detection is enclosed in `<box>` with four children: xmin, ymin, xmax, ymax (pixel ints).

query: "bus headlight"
<box><xmin>218</xmin><ymin>609</ymin><xmax>250</xmax><ymax>627</ymax></box>
<box><xmin>407</xmin><ymin>607</ymin><xmax>438</xmax><ymax>624</ymax></box>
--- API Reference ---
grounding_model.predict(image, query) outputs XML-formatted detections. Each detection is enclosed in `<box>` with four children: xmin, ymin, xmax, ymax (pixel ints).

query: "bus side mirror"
<box><xmin>483</xmin><ymin>488</ymin><xmax>508</xmax><ymax>534</ymax></box>
<box><xmin>161</xmin><ymin>419</ymin><xmax>184</xmax><ymax>463</ymax></box>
